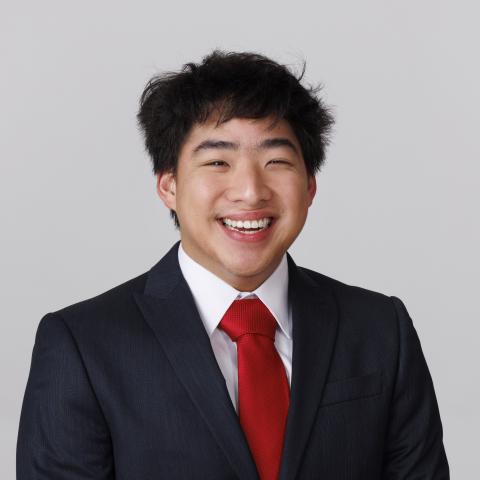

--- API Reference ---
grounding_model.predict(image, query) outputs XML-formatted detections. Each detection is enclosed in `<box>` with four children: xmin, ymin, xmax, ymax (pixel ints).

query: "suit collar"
<box><xmin>134</xmin><ymin>241</ymin><xmax>339</xmax><ymax>480</ymax></box>
<box><xmin>279</xmin><ymin>254</ymin><xmax>339</xmax><ymax>480</ymax></box>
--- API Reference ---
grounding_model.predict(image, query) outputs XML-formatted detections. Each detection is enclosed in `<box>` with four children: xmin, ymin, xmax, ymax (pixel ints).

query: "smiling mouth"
<box><xmin>218</xmin><ymin>217</ymin><xmax>274</xmax><ymax>234</ymax></box>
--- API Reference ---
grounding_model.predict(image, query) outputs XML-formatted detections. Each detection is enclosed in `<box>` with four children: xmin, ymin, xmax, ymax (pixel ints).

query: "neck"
<box><xmin>180</xmin><ymin>242</ymin><xmax>282</xmax><ymax>292</ymax></box>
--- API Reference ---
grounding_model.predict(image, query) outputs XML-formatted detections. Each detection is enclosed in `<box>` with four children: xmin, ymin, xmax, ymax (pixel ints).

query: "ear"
<box><xmin>307</xmin><ymin>174</ymin><xmax>317</xmax><ymax>206</ymax></box>
<box><xmin>156</xmin><ymin>171</ymin><xmax>177</xmax><ymax>211</ymax></box>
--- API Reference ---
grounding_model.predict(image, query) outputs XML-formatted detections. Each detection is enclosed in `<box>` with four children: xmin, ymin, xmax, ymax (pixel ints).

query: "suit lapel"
<box><xmin>133</xmin><ymin>242</ymin><xmax>258</xmax><ymax>480</ymax></box>
<box><xmin>279</xmin><ymin>254</ymin><xmax>339</xmax><ymax>480</ymax></box>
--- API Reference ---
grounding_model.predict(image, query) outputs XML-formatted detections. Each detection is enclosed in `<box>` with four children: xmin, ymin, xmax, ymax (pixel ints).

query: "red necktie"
<box><xmin>219</xmin><ymin>298</ymin><xmax>290</xmax><ymax>480</ymax></box>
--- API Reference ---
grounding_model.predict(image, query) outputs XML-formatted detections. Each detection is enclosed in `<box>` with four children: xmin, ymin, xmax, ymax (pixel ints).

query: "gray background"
<box><xmin>2</xmin><ymin>0</ymin><xmax>478</xmax><ymax>477</ymax></box>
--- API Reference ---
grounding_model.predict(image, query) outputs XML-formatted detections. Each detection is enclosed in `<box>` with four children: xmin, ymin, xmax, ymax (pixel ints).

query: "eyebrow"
<box><xmin>192</xmin><ymin>137</ymin><xmax>299</xmax><ymax>155</ymax></box>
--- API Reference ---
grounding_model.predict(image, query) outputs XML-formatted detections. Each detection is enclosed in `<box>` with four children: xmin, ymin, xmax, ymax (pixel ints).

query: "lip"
<box><xmin>217</xmin><ymin>211</ymin><xmax>276</xmax><ymax>222</ymax></box>
<box><xmin>217</xmin><ymin>217</ymin><xmax>276</xmax><ymax>243</ymax></box>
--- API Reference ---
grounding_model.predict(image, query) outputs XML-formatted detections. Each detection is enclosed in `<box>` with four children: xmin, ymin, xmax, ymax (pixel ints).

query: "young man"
<box><xmin>17</xmin><ymin>51</ymin><xmax>449</xmax><ymax>479</ymax></box>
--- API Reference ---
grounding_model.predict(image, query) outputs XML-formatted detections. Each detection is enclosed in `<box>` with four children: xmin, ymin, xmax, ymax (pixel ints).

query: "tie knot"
<box><xmin>219</xmin><ymin>298</ymin><xmax>277</xmax><ymax>342</ymax></box>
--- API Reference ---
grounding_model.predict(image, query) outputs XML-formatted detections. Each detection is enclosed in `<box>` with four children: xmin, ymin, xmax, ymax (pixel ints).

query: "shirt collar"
<box><xmin>178</xmin><ymin>242</ymin><xmax>291</xmax><ymax>339</ymax></box>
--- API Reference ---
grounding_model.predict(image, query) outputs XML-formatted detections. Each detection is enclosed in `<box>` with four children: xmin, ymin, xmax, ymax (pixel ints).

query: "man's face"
<box><xmin>157</xmin><ymin>115</ymin><xmax>316</xmax><ymax>291</ymax></box>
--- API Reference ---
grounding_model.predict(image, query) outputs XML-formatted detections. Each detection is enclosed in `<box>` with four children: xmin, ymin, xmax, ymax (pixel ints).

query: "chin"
<box><xmin>224</xmin><ymin>258</ymin><xmax>272</xmax><ymax>278</ymax></box>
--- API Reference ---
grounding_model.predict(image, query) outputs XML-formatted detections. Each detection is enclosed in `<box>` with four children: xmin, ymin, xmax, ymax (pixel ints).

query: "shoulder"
<box><xmin>44</xmin><ymin>271</ymin><xmax>149</xmax><ymax>333</ymax></box>
<box><xmin>295</xmin><ymin>266</ymin><xmax>418</xmax><ymax>370</ymax></box>
<box><xmin>298</xmin><ymin>265</ymin><xmax>395</xmax><ymax>309</ymax></box>
<box><xmin>296</xmin><ymin>265</ymin><xmax>403</xmax><ymax>333</ymax></box>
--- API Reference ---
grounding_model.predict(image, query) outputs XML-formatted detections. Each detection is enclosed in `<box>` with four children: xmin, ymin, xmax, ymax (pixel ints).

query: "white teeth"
<box><xmin>221</xmin><ymin>216</ymin><xmax>273</xmax><ymax>234</ymax></box>
<box><xmin>222</xmin><ymin>217</ymin><xmax>271</xmax><ymax>227</ymax></box>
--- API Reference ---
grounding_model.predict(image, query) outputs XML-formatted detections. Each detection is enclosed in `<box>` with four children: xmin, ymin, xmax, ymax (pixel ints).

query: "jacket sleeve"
<box><xmin>17</xmin><ymin>313</ymin><xmax>114</xmax><ymax>479</ymax></box>
<box><xmin>382</xmin><ymin>296</ymin><xmax>449</xmax><ymax>479</ymax></box>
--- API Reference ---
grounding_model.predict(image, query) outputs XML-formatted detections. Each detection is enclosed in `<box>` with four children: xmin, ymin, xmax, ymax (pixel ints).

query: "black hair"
<box><xmin>137</xmin><ymin>49</ymin><xmax>334</xmax><ymax>228</ymax></box>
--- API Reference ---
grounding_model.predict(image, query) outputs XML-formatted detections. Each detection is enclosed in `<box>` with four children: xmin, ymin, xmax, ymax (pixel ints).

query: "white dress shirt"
<box><xmin>178</xmin><ymin>242</ymin><xmax>293</xmax><ymax>412</ymax></box>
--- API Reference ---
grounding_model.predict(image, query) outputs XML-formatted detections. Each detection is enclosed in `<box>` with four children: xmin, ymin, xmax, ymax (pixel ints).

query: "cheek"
<box><xmin>178</xmin><ymin>178</ymin><xmax>223</xmax><ymax>215</ymax></box>
<box><xmin>280</xmin><ymin>181</ymin><xmax>311</xmax><ymax>213</ymax></box>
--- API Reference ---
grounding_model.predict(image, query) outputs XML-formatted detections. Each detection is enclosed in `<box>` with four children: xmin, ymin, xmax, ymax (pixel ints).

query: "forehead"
<box><xmin>181</xmin><ymin>115</ymin><xmax>301</xmax><ymax>153</ymax></box>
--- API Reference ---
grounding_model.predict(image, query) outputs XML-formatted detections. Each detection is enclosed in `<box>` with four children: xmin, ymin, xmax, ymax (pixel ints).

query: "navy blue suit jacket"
<box><xmin>17</xmin><ymin>242</ymin><xmax>449</xmax><ymax>479</ymax></box>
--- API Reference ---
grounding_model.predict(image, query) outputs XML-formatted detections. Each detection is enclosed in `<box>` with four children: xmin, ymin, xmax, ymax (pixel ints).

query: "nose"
<box><xmin>225</xmin><ymin>162</ymin><xmax>272</xmax><ymax>206</ymax></box>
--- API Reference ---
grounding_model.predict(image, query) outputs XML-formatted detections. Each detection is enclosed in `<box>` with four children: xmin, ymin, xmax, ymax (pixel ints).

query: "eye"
<box><xmin>268</xmin><ymin>159</ymin><xmax>291</xmax><ymax>165</ymax></box>
<box><xmin>206</xmin><ymin>160</ymin><xmax>228</xmax><ymax>167</ymax></box>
